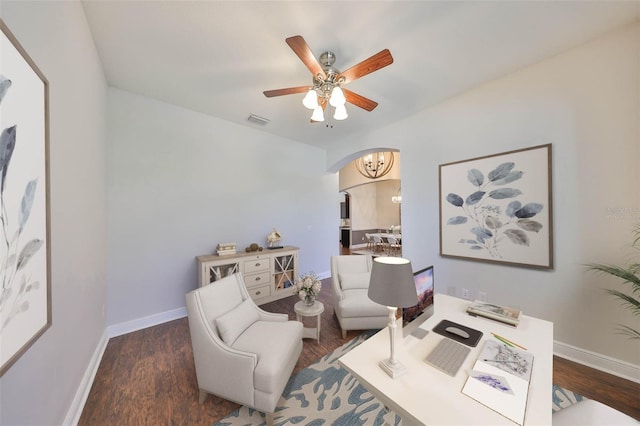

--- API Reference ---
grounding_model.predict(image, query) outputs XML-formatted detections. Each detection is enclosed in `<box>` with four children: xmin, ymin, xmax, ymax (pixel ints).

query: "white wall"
<box><xmin>0</xmin><ymin>2</ymin><xmax>108</xmax><ymax>425</ymax></box>
<box><xmin>107</xmin><ymin>88</ymin><xmax>339</xmax><ymax>326</ymax></box>
<box><xmin>328</xmin><ymin>22</ymin><xmax>640</xmax><ymax>367</ymax></box>
<box><xmin>348</xmin><ymin>180</ymin><xmax>401</xmax><ymax>232</ymax></box>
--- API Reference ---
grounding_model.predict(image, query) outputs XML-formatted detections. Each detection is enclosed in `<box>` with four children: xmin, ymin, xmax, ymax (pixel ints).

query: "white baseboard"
<box><xmin>318</xmin><ymin>270</ymin><xmax>331</xmax><ymax>280</ymax></box>
<box><xmin>63</xmin><ymin>330</ymin><xmax>109</xmax><ymax>426</ymax></box>
<box><xmin>107</xmin><ymin>307</ymin><xmax>187</xmax><ymax>338</ymax></box>
<box><xmin>554</xmin><ymin>340</ymin><xmax>640</xmax><ymax>383</ymax></box>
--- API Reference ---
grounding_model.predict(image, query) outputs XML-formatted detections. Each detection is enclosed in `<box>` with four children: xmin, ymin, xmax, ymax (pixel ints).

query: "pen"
<box><xmin>483</xmin><ymin>359</ymin><xmax>520</xmax><ymax>364</ymax></box>
<box><xmin>491</xmin><ymin>332</ymin><xmax>527</xmax><ymax>350</ymax></box>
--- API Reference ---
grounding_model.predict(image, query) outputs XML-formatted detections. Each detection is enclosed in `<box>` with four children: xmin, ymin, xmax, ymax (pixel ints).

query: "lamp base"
<box><xmin>379</xmin><ymin>358</ymin><xmax>407</xmax><ymax>379</ymax></box>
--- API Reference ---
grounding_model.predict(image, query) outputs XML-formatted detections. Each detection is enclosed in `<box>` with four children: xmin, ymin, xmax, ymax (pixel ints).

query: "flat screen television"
<box><xmin>403</xmin><ymin>266</ymin><xmax>434</xmax><ymax>323</ymax></box>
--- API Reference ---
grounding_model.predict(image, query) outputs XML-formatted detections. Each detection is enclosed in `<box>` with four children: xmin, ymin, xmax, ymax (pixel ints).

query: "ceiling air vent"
<box><xmin>247</xmin><ymin>114</ymin><xmax>270</xmax><ymax>126</ymax></box>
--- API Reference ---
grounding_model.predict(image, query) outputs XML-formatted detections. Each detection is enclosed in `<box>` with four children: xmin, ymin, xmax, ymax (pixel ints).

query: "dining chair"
<box><xmin>372</xmin><ymin>234</ymin><xmax>384</xmax><ymax>253</ymax></box>
<box><xmin>365</xmin><ymin>233</ymin><xmax>374</xmax><ymax>251</ymax></box>
<box><xmin>386</xmin><ymin>234</ymin><xmax>401</xmax><ymax>256</ymax></box>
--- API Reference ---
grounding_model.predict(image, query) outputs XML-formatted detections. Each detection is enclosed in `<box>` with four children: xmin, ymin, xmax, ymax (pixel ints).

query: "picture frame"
<box><xmin>439</xmin><ymin>144</ymin><xmax>553</xmax><ymax>269</ymax></box>
<box><xmin>0</xmin><ymin>19</ymin><xmax>51</xmax><ymax>376</ymax></box>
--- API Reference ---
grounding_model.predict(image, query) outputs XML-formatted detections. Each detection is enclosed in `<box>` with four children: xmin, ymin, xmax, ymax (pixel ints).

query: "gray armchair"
<box><xmin>186</xmin><ymin>273</ymin><xmax>303</xmax><ymax>426</ymax></box>
<box><xmin>331</xmin><ymin>255</ymin><xmax>389</xmax><ymax>338</ymax></box>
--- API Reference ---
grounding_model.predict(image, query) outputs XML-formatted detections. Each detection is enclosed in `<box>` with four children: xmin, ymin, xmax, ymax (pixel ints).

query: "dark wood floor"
<box><xmin>80</xmin><ymin>280</ymin><xmax>639</xmax><ymax>425</ymax></box>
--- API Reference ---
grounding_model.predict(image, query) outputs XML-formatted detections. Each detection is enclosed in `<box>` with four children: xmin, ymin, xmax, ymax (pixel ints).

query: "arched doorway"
<box><xmin>335</xmin><ymin>149</ymin><xmax>402</xmax><ymax>256</ymax></box>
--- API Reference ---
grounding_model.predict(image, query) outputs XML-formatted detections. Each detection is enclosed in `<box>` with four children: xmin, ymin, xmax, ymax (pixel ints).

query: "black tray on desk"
<box><xmin>432</xmin><ymin>319</ymin><xmax>483</xmax><ymax>347</ymax></box>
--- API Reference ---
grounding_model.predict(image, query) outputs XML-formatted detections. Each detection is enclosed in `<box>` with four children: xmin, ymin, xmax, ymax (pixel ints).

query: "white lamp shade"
<box><xmin>302</xmin><ymin>89</ymin><xmax>318</xmax><ymax>109</ymax></box>
<box><xmin>333</xmin><ymin>104</ymin><xmax>348</xmax><ymax>120</ymax></box>
<box><xmin>311</xmin><ymin>106</ymin><xmax>325</xmax><ymax>122</ymax></box>
<box><xmin>329</xmin><ymin>86</ymin><xmax>346</xmax><ymax>107</ymax></box>
<box><xmin>368</xmin><ymin>257</ymin><xmax>418</xmax><ymax>308</ymax></box>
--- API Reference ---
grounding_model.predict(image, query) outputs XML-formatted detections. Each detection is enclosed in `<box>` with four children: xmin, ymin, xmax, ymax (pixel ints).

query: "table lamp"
<box><xmin>367</xmin><ymin>256</ymin><xmax>418</xmax><ymax>379</ymax></box>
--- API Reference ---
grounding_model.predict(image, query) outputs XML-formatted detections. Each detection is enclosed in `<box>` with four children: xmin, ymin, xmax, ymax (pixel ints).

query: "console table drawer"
<box><xmin>245</xmin><ymin>271</ymin><xmax>270</xmax><ymax>287</ymax></box>
<box><xmin>247</xmin><ymin>284</ymin><xmax>270</xmax><ymax>300</ymax></box>
<box><xmin>244</xmin><ymin>258</ymin><xmax>269</xmax><ymax>274</ymax></box>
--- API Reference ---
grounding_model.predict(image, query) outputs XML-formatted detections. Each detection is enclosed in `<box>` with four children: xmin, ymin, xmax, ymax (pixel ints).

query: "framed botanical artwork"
<box><xmin>0</xmin><ymin>20</ymin><xmax>51</xmax><ymax>376</ymax></box>
<box><xmin>439</xmin><ymin>144</ymin><xmax>553</xmax><ymax>269</ymax></box>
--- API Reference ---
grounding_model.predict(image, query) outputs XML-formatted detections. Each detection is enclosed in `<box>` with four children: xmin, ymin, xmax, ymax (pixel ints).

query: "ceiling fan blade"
<box><xmin>286</xmin><ymin>35</ymin><xmax>327</xmax><ymax>80</ymax></box>
<box><xmin>263</xmin><ymin>86</ymin><xmax>310</xmax><ymax>98</ymax></box>
<box><xmin>338</xmin><ymin>49</ymin><xmax>393</xmax><ymax>85</ymax></box>
<box><xmin>343</xmin><ymin>89</ymin><xmax>378</xmax><ymax>111</ymax></box>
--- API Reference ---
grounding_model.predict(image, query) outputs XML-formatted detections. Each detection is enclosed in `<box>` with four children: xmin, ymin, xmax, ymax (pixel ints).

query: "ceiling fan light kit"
<box><xmin>263</xmin><ymin>35</ymin><xmax>393</xmax><ymax>123</ymax></box>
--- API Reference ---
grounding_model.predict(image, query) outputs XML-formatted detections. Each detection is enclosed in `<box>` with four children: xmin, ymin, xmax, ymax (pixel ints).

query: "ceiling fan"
<box><xmin>263</xmin><ymin>35</ymin><xmax>394</xmax><ymax>122</ymax></box>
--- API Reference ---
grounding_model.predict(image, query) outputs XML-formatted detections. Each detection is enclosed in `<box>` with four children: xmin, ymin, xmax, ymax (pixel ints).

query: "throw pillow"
<box><xmin>215</xmin><ymin>298</ymin><xmax>260</xmax><ymax>345</ymax></box>
<box><xmin>339</xmin><ymin>272</ymin><xmax>371</xmax><ymax>290</ymax></box>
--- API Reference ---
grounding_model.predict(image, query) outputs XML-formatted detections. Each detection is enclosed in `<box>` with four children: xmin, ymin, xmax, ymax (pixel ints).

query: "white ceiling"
<box><xmin>81</xmin><ymin>1</ymin><xmax>639</xmax><ymax>149</ymax></box>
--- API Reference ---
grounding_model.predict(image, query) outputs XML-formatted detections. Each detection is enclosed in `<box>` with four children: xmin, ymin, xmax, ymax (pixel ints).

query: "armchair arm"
<box><xmin>256</xmin><ymin>308</ymin><xmax>288</xmax><ymax>322</ymax></box>
<box><xmin>186</xmin><ymin>291</ymin><xmax>258</xmax><ymax>407</ymax></box>
<box><xmin>331</xmin><ymin>258</ymin><xmax>344</xmax><ymax>301</ymax></box>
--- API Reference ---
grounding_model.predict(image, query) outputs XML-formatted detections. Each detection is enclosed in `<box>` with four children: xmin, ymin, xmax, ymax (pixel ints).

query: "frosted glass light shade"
<box><xmin>333</xmin><ymin>104</ymin><xmax>348</xmax><ymax>120</ymax></box>
<box><xmin>329</xmin><ymin>87</ymin><xmax>346</xmax><ymax>107</ymax></box>
<box><xmin>302</xmin><ymin>89</ymin><xmax>318</xmax><ymax>109</ymax></box>
<box><xmin>311</xmin><ymin>106</ymin><xmax>325</xmax><ymax>122</ymax></box>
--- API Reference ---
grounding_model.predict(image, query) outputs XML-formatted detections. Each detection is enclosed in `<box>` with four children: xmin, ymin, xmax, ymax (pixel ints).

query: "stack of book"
<box><xmin>216</xmin><ymin>243</ymin><xmax>237</xmax><ymax>256</ymax></box>
<box><xmin>466</xmin><ymin>300</ymin><xmax>522</xmax><ymax>326</ymax></box>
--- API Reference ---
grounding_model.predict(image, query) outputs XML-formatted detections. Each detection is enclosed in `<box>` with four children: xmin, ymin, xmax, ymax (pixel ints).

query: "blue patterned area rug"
<box><xmin>214</xmin><ymin>332</ymin><xmax>582</xmax><ymax>426</ymax></box>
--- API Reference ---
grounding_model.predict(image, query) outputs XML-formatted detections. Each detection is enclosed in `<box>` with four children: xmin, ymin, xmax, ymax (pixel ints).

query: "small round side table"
<box><xmin>294</xmin><ymin>300</ymin><xmax>324</xmax><ymax>344</ymax></box>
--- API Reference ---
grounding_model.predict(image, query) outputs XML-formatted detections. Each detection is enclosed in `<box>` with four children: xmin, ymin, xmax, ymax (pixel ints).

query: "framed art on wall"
<box><xmin>439</xmin><ymin>144</ymin><xmax>553</xmax><ymax>269</ymax></box>
<box><xmin>0</xmin><ymin>20</ymin><xmax>51</xmax><ymax>376</ymax></box>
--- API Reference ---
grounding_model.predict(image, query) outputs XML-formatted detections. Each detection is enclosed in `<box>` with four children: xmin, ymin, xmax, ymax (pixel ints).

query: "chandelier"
<box><xmin>301</xmin><ymin>52</ymin><xmax>348</xmax><ymax>122</ymax></box>
<box><xmin>355</xmin><ymin>152</ymin><xmax>395</xmax><ymax>179</ymax></box>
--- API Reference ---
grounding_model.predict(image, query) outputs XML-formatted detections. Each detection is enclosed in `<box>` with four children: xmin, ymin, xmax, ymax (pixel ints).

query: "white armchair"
<box><xmin>185</xmin><ymin>273</ymin><xmax>303</xmax><ymax>426</ymax></box>
<box><xmin>331</xmin><ymin>255</ymin><xmax>389</xmax><ymax>339</ymax></box>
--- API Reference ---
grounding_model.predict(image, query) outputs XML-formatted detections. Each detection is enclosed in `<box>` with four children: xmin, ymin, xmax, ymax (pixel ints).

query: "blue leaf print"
<box><xmin>16</xmin><ymin>239</ymin><xmax>44</xmax><ymax>271</ymax></box>
<box><xmin>471</xmin><ymin>227</ymin><xmax>493</xmax><ymax>243</ymax></box>
<box><xmin>492</xmin><ymin>170</ymin><xmax>524</xmax><ymax>185</ymax></box>
<box><xmin>488</xmin><ymin>188</ymin><xmax>522</xmax><ymax>199</ymax></box>
<box><xmin>448</xmin><ymin>216</ymin><xmax>468</xmax><ymax>225</ymax></box>
<box><xmin>467</xmin><ymin>168</ymin><xmax>484</xmax><ymax>187</ymax></box>
<box><xmin>488</xmin><ymin>162</ymin><xmax>515</xmax><ymax>182</ymax></box>
<box><xmin>0</xmin><ymin>125</ymin><xmax>17</xmax><ymax>194</ymax></box>
<box><xmin>506</xmin><ymin>200</ymin><xmax>522</xmax><ymax>218</ymax></box>
<box><xmin>0</xmin><ymin>75</ymin><xmax>11</xmax><ymax>104</ymax></box>
<box><xmin>446</xmin><ymin>193</ymin><xmax>464</xmax><ymax>207</ymax></box>
<box><xmin>19</xmin><ymin>179</ymin><xmax>38</xmax><ymax>233</ymax></box>
<box><xmin>465</xmin><ymin>191</ymin><xmax>485</xmax><ymax>205</ymax></box>
<box><xmin>515</xmin><ymin>203</ymin><xmax>543</xmax><ymax>218</ymax></box>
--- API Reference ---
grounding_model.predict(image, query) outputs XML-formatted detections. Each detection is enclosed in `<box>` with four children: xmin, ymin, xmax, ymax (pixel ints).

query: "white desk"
<box><xmin>338</xmin><ymin>294</ymin><xmax>553</xmax><ymax>426</ymax></box>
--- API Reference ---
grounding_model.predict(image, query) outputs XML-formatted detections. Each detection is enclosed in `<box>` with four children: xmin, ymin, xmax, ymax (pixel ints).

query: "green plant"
<box><xmin>586</xmin><ymin>222</ymin><xmax>640</xmax><ymax>339</ymax></box>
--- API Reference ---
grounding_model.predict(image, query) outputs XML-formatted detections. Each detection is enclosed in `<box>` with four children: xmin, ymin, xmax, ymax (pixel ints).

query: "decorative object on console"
<box><xmin>266</xmin><ymin>228</ymin><xmax>282</xmax><ymax>248</ymax></box>
<box><xmin>367</xmin><ymin>257</ymin><xmax>418</xmax><ymax>378</ymax></box>
<box><xmin>216</xmin><ymin>242</ymin><xmax>237</xmax><ymax>256</ymax></box>
<box><xmin>439</xmin><ymin>144</ymin><xmax>553</xmax><ymax>269</ymax></box>
<box><xmin>0</xmin><ymin>20</ymin><xmax>51</xmax><ymax>377</ymax></box>
<box><xmin>467</xmin><ymin>300</ymin><xmax>522</xmax><ymax>327</ymax></box>
<box><xmin>355</xmin><ymin>152</ymin><xmax>395</xmax><ymax>179</ymax></box>
<box><xmin>292</xmin><ymin>272</ymin><xmax>321</xmax><ymax>306</ymax></box>
<box><xmin>244</xmin><ymin>242</ymin><xmax>263</xmax><ymax>253</ymax></box>
<box><xmin>263</xmin><ymin>35</ymin><xmax>393</xmax><ymax>123</ymax></box>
